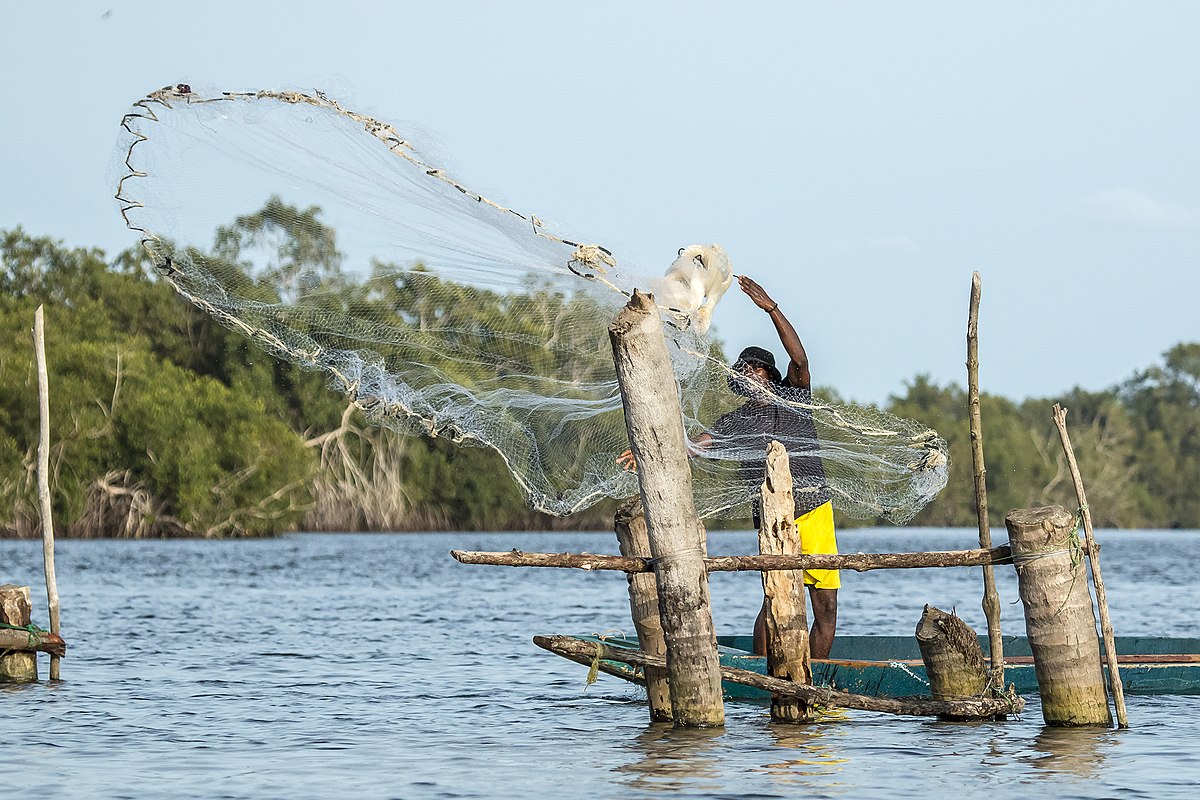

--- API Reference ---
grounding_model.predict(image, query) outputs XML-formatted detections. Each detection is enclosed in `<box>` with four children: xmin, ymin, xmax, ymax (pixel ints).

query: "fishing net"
<box><xmin>113</xmin><ymin>84</ymin><xmax>948</xmax><ymax>522</ymax></box>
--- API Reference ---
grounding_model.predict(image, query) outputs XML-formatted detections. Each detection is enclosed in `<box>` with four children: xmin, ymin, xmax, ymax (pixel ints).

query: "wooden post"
<box><xmin>614</xmin><ymin>498</ymin><xmax>671</xmax><ymax>722</ymax></box>
<box><xmin>34</xmin><ymin>305</ymin><xmax>61</xmax><ymax>680</ymax></box>
<box><xmin>1006</xmin><ymin>505</ymin><xmax>1110</xmax><ymax>726</ymax></box>
<box><xmin>758</xmin><ymin>441</ymin><xmax>813</xmax><ymax>722</ymax></box>
<box><xmin>915</xmin><ymin>604</ymin><xmax>989</xmax><ymax>720</ymax></box>
<box><xmin>1052</xmin><ymin>404</ymin><xmax>1129</xmax><ymax>728</ymax></box>
<box><xmin>609</xmin><ymin>289</ymin><xmax>724</xmax><ymax>727</ymax></box>
<box><xmin>967</xmin><ymin>273</ymin><xmax>1004</xmax><ymax>690</ymax></box>
<box><xmin>0</xmin><ymin>585</ymin><xmax>38</xmax><ymax>682</ymax></box>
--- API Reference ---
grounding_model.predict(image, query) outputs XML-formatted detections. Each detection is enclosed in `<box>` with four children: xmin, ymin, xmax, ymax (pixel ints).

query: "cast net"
<box><xmin>114</xmin><ymin>84</ymin><xmax>948</xmax><ymax>522</ymax></box>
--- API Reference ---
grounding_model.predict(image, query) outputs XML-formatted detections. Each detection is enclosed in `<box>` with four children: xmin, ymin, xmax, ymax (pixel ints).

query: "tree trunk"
<box><xmin>614</xmin><ymin>498</ymin><xmax>671</xmax><ymax>722</ymax></box>
<box><xmin>0</xmin><ymin>585</ymin><xmax>38</xmax><ymax>681</ymax></box>
<box><xmin>915</xmin><ymin>604</ymin><xmax>991</xmax><ymax>720</ymax></box>
<box><xmin>758</xmin><ymin>442</ymin><xmax>813</xmax><ymax>722</ymax></box>
<box><xmin>1006</xmin><ymin>506</ymin><xmax>1110</xmax><ymax>726</ymax></box>
<box><xmin>609</xmin><ymin>289</ymin><xmax>723</xmax><ymax>727</ymax></box>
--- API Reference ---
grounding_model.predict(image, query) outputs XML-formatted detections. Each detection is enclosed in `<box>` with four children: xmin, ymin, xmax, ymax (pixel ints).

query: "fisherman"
<box><xmin>617</xmin><ymin>275</ymin><xmax>839</xmax><ymax>658</ymax></box>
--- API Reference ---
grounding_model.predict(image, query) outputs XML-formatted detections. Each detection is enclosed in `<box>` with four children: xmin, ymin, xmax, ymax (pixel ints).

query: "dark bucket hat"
<box><xmin>731</xmin><ymin>346</ymin><xmax>782</xmax><ymax>386</ymax></box>
<box><xmin>724</xmin><ymin>347</ymin><xmax>782</xmax><ymax>398</ymax></box>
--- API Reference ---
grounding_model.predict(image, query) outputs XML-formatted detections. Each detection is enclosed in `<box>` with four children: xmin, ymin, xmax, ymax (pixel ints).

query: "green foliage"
<box><xmin>3</xmin><ymin>204</ymin><xmax>1199</xmax><ymax>535</ymax></box>
<box><xmin>0</xmin><ymin>228</ymin><xmax>314</xmax><ymax>536</ymax></box>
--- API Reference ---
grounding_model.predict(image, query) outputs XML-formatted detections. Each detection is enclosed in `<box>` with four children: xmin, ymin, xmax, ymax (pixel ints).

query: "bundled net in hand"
<box><xmin>114</xmin><ymin>84</ymin><xmax>948</xmax><ymax>522</ymax></box>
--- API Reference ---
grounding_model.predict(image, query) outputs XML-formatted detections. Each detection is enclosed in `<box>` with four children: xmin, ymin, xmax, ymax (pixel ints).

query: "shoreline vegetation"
<box><xmin>2</xmin><ymin>205</ymin><xmax>1197</xmax><ymax>538</ymax></box>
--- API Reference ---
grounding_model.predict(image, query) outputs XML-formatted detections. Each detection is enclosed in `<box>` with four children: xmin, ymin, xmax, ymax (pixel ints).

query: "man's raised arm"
<box><xmin>736</xmin><ymin>276</ymin><xmax>810</xmax><ymax>389</ymax></box>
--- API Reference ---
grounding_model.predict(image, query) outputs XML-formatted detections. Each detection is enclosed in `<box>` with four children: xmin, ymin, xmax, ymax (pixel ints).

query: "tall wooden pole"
<box><xmin>967</xmin><ymin>272</ymin><xmax>1003</xmax><ymax>689</ymax></box>
<box><xmin>1052</xmin><ymin>404</ymin><xmax>1128</xmax><ymax>728</ymax></box>
<box><xmin>614</xmin><ymin>498</ymin><xmax>672</xmax><ymax>722</ymax></box>
<box><xmin>34</xmin><ymin>305</ymin><xmax>61</xmax><ymax>680</ymax></box>
<box><xmin>1006</xmin><ymin>506</ymin><xmax>1110</xmax><ymax>726</ymax></box>
<box><xmin>609</xmin><ymin>290</ymin><xmax>724</xmax><ymax>727</ymax></box>
<box><xmin>757</xmin><ymin>442</ymin><xmax>813</xmax><ymax>723</ymax></box>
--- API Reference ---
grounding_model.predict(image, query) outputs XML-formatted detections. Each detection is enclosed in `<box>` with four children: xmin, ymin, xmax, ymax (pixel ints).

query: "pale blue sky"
<box><xmin>2</xmin><ymin>2</ymin><xmax>1197</xmax><ymax>403</ymax></box>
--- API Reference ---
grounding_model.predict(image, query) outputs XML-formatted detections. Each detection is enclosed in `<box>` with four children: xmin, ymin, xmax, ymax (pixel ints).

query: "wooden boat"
<box><xmin>563</xmin><ymin>633</ymin><xmax>1200</xmax><ymax>699</ymax></box>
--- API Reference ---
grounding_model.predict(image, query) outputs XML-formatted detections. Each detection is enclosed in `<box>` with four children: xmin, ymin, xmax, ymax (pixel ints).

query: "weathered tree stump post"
<box><xmin>915</xmin><ymin>605</ymin><xmax>990</xmax><ymax>720</ymax></box>
<box><xmin>1006</xmin><ymin>506</ymin><xmax>1110</xmax><ymax>726</ymax></box>
<box><xmin>610</xmin><ymin>289</ymin><xmax>724</xmax><ymax>728</ymax></box>
<box><xmin>758</xmin><ymin>441</ymin><xmax>813</xmax><ymax>723</ymax></box>
<box><xmin>614</xmin><ymin>498</ymin><xmax>671</xmax><ymax>722</ymax></box>
<box><xmin>0</xmin><ymin>585</ymin><xmax>38</xmax><ymax>682</ymax></box>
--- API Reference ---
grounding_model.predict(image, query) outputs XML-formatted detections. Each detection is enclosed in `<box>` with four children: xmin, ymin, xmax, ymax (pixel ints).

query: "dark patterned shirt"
<box><xmin>709</xmin><ymin>382</ymin><xmax>831</xmax><ymax>517</ymax></box>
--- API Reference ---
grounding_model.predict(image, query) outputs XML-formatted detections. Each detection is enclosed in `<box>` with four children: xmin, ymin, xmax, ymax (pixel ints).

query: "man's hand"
<box><xmin>616</xmin><ymin>448</ymin><xmax>638</xmax><ymax>473</ymax></box>
<box><xmin>737</xmin><ymin>275</ymin><xmax>778</xmax><ymax>313</ymax></box>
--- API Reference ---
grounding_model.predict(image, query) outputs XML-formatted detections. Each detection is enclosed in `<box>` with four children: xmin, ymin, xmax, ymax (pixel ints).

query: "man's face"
<box><xmin>737</xmin><ymin>360</ymin><xmax>772</xmax><ymax>388</ymax></box>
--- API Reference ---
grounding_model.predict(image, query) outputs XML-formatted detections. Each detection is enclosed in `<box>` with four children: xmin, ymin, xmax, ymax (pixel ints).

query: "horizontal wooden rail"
<box><xmin>452</xmin><ymin>545</ymin><xmax>1012</xmax><ymax>574</ymax></box>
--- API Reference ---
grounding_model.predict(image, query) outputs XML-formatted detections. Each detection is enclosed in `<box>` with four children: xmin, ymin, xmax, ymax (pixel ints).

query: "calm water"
<box><xmin>2</xmin><ymin>528</ymin><xmax>1199</xmax><ymax>799</ymax></box>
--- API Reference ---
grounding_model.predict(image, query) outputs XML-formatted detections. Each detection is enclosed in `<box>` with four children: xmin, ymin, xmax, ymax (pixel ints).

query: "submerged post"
<box><xmin>614</xmin><ymin>498</ymin><xmax>671</xmax><ymax>722</ymax></box>
<box><xmin>609</xmin><ymin>289</ymin><xmax>724</xmax><ymax>727</ymax></box>
<box><xmin>0</xmin><ymin>585</ymin><xmax>37</xmax><ymax>682</ymax></box>
<box><xmin>915</xmin><ymin>605</ymin><xmax>989</xmax><ymax>721</ymax></box>
<box><xmin>34</xmin><ymin>305</ymin><xmax>61</xmax><ymax>680</ymax></box>
<box><xmin>1006</xmin><ymin>506</ymin><xmax>1110</xmax><ymax>726</ymax></box>
<box><xmin>758</xmin><ymin>441</ymin><xmax>813</xmax><ymax>722</ymax></box>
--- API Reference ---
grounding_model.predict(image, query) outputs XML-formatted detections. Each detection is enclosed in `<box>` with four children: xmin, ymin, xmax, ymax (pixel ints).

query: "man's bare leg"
<box><xmin>808</xmin><ymin>587</ymin><xmax>838</xmax><ymax>659</ymax></box>
<box><xmin>753</xmin><ymin>588</ymin><xmax>837</xmax><ymax>658</ymax></box>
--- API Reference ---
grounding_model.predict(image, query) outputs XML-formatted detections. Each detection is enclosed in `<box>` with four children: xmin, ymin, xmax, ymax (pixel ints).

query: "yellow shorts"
<box><xmin>796</xmin><ymin>501</ymin><xmax>839</xmax><ymax>589</ymax></box>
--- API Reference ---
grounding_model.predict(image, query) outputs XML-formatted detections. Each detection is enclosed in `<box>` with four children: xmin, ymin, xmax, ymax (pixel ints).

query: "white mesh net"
<box><xmin>114</xmin><ymin>84</ymin><xmax>948</xmax><ymax>522</ymax></box>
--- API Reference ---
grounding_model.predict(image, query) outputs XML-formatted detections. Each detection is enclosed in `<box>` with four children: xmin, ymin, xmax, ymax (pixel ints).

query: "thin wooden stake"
<box><xmin>1052</xmin><ymin>404</ymin><xmax>1129</xmax><ymax>728</ymax></box>
<box><xmin>34</xmin><ymin>305</ymin><xmax>61</xmax><ymax>680</ymax></box>
<box><xmin>967</xmin><ymin>272</ymin><xmax>1003</xmax><ymax>689</ymax></box>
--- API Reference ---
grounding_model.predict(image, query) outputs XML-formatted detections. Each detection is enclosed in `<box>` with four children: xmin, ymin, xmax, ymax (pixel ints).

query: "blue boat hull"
<box><xmin>574</xmin><ymin>634</ymin><xmax>1200</xmax><ymax>699</ymax></box>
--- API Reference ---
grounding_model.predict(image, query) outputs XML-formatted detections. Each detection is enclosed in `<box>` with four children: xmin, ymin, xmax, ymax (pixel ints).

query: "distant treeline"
<box><xmin>1</xmin><ymin>203</ymin><xmax>1196</xmax><ymax>536</ymax></box>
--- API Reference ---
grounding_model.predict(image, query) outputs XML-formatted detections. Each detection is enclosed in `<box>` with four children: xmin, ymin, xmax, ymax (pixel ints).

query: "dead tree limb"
<box><xmin>534</xmin><ymin>635</ymin><xmax>1023</xmax><ymax>720</ymax></box>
